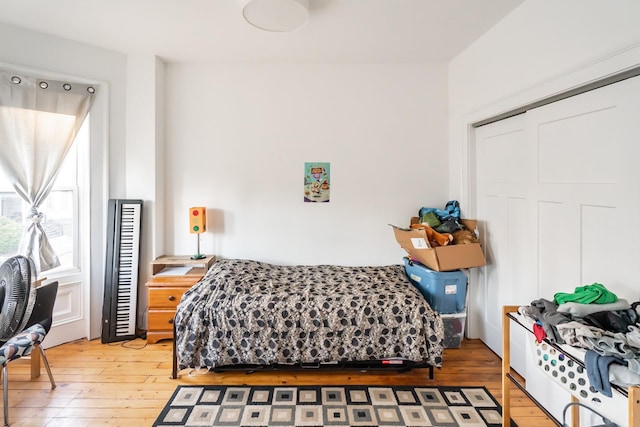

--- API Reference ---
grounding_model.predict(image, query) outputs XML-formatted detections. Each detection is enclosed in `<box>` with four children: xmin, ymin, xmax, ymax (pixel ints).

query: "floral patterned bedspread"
<box><xmin>175</xmin><ymin>258</ymin><xmax>444</xmax><ymax>370</ymax></box>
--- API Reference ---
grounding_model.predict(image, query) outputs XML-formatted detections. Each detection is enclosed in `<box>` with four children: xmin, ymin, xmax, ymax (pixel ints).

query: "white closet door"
<box><xmin>474</xmin><ymin>112</ymin><xmax>537</xmax><ymax>375</ymax></box>
<box><xmin>527</xmin><ymin>78</ymin><xmax>640</xmax><ymax>303</ymax></box>
<box><xmin>473</xmin><ymin>75</ymin><xmax>640</xmax><ymax>423</ymax></box>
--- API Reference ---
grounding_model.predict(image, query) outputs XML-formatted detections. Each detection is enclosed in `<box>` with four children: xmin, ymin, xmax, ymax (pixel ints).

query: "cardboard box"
<box><xmin>391</xmin><ymin>218</ymin><xmax>486</xmax><ymax>271</ymax></box>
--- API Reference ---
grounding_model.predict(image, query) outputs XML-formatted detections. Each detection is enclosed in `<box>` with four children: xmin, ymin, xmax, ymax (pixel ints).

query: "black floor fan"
<box><xmin>0</xmin><ymin>255</ymin><xmax>37</xmax><ymax>341</ymax></box>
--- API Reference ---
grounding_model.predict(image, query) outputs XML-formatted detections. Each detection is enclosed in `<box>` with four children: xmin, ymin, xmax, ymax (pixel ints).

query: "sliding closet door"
<box><xmin>473</xmin><ymin>75</ymin><xmax>640</xmax><ymax>421</ymax></box>
<box><xmin>473</xmin><ymin>112</ymin><xmax>536</xmax><ymax>376</ymax></box>
<box><xmin>526</xmin><ymin>78</ymin><xmax>640</xmax><ymax>304</ymax></box>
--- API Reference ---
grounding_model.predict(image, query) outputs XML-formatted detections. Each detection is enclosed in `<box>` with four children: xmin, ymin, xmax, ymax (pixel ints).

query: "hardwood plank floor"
<box><xmin>0</xmin><ymin>337</ymin><xmax>557</xmax><ymax>426</ymax></box>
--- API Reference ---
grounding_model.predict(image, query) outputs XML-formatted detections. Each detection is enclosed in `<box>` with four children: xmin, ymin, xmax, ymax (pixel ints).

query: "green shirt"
<box><xmin>553</xmin><ymin>283</ymin><xmax>618</xmax><ymax>305</ymax></box>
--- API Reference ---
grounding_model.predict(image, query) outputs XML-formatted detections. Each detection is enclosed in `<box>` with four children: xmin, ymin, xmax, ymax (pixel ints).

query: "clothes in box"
<box><xmin>390</xmin><ymin>219</ymin><xmax>486</xmax><ymax>271</ymax></box>
<box><xmin>403</xmin><ymin>257</ymin><xmax>467</xmax><ymax>314</ymax></box>
<box><xmin>441</xmin><ymin>312</ymin><xmax>466</xmax><ymax>348</ymax></box>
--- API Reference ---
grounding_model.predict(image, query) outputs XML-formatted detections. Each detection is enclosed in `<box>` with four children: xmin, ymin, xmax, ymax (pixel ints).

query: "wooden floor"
<box><xmin>0</xmin><ymin>337</ymin><xmax>556</xmax><ymax>426</ymax></box>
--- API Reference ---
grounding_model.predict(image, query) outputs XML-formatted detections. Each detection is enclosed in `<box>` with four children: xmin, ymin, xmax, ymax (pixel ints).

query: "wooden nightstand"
<box><xmin>145</xmin><ymin>255</ymin><xmax>215</xmax><ymax>344</ymax></box>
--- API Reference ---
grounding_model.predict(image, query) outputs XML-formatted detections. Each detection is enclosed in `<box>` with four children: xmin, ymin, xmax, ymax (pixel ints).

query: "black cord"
<box><xmin>106</xmin><ymin>337</ymin><xmax>147</xmax><ymax>350</ymax></box>
<box><xmin>120</xmin><ymin>339</ymin><xmax>147</xmax><ymax>350</ymax></box>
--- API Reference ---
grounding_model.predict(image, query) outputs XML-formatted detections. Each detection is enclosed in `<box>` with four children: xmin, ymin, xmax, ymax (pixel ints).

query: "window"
<box><xmin>0</xmin><ymin>118</ymin><xmax>88</xmax><ymax>269</ymax></box>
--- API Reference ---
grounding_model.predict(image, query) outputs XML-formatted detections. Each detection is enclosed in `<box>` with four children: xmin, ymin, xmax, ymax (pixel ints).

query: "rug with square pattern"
<box><xmin>153</xmin><ymin>385</ymin><xmax>516</xmax><ymax>426</ymax></box>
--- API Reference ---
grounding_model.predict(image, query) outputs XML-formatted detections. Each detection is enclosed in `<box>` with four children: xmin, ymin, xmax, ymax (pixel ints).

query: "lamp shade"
<box><xmin>242</xmin><ymin>0</ymin><xmax>309</xmax><ymax>32</ymax></box>
<box><xmin>189</xmin><ymin>207</ymin><xmax>207</xmax><ymax>234</ymax></box>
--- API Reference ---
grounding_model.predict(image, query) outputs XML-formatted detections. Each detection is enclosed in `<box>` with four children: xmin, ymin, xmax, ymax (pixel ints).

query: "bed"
<box><xmin>172</xmin><ymin>258</ymin><xmax>444</xmax><ymax>378</ymax></box>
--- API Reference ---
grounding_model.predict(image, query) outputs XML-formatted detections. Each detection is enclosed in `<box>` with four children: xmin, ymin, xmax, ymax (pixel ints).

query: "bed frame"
<box><xmin>170</xmin><ymin>322</ymin><xmax>435</xmax><ymax>380</ymax></box>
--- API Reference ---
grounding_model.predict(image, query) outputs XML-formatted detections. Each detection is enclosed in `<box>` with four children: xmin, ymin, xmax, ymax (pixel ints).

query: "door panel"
<box><xmin>538</xmin><ymin>201</ymin><xmax>580</xmax><ymax>298</ymax></box>
<box><xmin>41</xmin><ymin>271</ymin><xmax>85</xmax><ymax>348</ymax></box>
<box><xmin>474</xmin><ymin>114</ymin><xmax>533</xmax><ymax>362</ymax></box>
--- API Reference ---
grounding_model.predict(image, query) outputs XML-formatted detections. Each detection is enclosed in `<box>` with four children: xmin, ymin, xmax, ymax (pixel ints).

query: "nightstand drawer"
<box><xmin>148</xmin><ymin>310</ymin><xmax>177</xmax><ymax>330</ymax></box>
<box><xmin>149</xmin><ymin>287</ymin><xmax>186</xmax><ymax>309</ymax></box>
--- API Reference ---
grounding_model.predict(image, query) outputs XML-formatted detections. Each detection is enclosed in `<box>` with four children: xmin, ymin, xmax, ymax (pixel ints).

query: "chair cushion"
<box><xmin>0</xmin><ymin>323</ymin><xmax>46</xmax><ymax>365</ymax></box>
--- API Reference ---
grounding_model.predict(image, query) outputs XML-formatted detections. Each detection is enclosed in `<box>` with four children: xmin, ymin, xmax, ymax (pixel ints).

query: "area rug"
<box><xmin>153</xmin><ymin>385</ymin><xmax>517</xmax><ymax>426</ymax></box>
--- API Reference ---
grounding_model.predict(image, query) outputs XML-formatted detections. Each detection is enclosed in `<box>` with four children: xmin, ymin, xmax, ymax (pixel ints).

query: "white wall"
<box><xmin>164</xmin><ymin>63</ymin><xmax>449</xmax><ymax>265</ymax></box>
<box><xmin>448</xmin><ymin>0</ymin><xmax>640</xmax><ymax>205</ymax></box>
<box><xmin>0</xmin><ymin>23</ymin><xmax>449</xmax><ymax>338</ymax></box>
<box><xmin>125</xmin><ymin>55</ymin><xmax>166</xmax><ymax>328</ymax></box>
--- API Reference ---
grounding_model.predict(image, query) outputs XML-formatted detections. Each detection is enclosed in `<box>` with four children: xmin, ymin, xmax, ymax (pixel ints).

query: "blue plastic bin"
<box><xmin>403</xmin><ymin>257</ymin><xmax>467</xmax><ymax>314</ymax></box>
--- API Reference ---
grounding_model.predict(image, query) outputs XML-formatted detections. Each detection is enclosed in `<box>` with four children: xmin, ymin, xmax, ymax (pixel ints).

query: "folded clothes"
<box><xmin>557</xmin><ymin>299</ymin><xmax>630</xmax><ymax>317</ymax></box>
<box><xmin>554</xmin><ymin>283</ymin><xmax>618</xmax><ymax>305</ymax></box>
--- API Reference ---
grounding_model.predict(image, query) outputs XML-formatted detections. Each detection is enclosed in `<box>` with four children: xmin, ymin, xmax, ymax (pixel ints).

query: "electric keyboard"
<box><xmin>101</xmin><ymin>199</ymin><xmax>143</xmax><ymax>343</ymax></box>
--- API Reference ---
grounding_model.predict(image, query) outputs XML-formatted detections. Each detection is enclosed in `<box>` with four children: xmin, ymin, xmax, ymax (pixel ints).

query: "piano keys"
<box><xmin>101</xmin><ymin>199</ymin><xmax>143</xmax><ymax>343</ymax></box>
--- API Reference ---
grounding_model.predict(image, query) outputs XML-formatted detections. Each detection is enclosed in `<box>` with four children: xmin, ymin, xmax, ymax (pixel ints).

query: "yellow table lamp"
<box><xmin>189</xmin><ymin>207</ymin><xmax>206</xmax><ymax>260</ymax></box>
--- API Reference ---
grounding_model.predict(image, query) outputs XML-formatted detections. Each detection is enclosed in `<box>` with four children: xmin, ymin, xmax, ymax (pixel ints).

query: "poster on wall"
<box><xmin>304</xmin><ymin>162</ymin><xmax>330</xmax><ymax>203</ymax></box>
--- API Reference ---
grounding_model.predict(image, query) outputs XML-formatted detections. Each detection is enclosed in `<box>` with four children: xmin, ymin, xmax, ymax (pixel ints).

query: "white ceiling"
<box><xmin>0</xmin><ymin>0</ymin><xmax>524</xmax><ymax>63</ymax></box>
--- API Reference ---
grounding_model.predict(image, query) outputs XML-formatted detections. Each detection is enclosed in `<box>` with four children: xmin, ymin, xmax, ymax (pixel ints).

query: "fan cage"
<box><xmin>0</xmin><ymin>256</ymin><xmax>37</xmax><ymax>340</ymax></box>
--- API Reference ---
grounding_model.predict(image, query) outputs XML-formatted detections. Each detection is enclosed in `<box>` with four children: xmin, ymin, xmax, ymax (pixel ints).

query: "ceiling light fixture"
<box><xmin>242</xmin><ymin>0</ymin><xmax>309</xmax><ymax>32</ymax></box>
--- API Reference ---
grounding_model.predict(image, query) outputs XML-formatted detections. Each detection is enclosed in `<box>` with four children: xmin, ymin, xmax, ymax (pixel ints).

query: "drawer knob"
<box><xmin>168</xmin><ymin>318</ymin><xmax>174</xmax><ymax>324</ymax></box>
<box><xmin>168</xmin><ymin>295</ymin><xmax>176</xmax><ymax>301</ymax></box>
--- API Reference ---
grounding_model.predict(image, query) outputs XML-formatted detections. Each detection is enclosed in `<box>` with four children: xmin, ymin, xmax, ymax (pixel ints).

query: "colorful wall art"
<box><xmin>304</xmin><ymin>162</ymin><xmax>330</xmax><ymax>203</ymax></box>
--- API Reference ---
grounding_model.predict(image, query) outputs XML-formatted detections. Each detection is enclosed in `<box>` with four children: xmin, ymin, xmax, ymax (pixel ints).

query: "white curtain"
<box><xmin>0</xmin><ymin>69</ymin><xmax>95</xmax><ymax>272</ymax></box>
